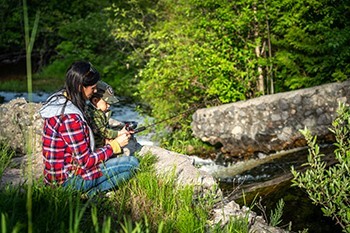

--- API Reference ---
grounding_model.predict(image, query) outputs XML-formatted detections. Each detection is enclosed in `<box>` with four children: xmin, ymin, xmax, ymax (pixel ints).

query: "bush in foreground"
<box><xmin>291</xmin><ymin>102</ymin><xmax>350</xmax><ymax>232</ymax></box>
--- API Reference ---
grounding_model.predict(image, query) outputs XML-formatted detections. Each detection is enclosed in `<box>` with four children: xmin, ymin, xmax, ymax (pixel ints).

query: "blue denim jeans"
<box><xmin>62</xmin><ymin>156</ymin><xmax>139</xmax><ymax>196</ymax></box>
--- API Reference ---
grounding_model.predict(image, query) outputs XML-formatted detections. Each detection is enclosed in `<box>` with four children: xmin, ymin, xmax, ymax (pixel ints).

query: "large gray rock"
<box><xmin>0</xmin><ymin>98</ymin><xmax>44</xmax><ymax>185</ymax></box>
<box><xmin>139</xmin><ymin>145</ymin><xmax>218</xmax><ymax>190</ymax></box>
<box><xmin>191</xmin><ymin>80</ymin><xmax>350</xmax><ymax>157</ymax></box>
<box><xmin>0</xmin><ymin>97</ymin><xmax>43</xmax><ymax>156</ymax></box>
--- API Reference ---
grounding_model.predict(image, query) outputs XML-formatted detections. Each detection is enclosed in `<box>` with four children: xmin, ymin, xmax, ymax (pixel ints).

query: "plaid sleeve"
<box><xmin>61</xmin><ymin>114</ymin><xmax>112</xmax><ymax>169</ymax></box>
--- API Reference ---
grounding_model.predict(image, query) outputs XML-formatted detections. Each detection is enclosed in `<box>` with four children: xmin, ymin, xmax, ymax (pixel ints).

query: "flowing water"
<box><xmin>0</xmin><ymin>91</ymin><xmax>343</xmax><ymax>233</ymax></box>
<box><xmin>193</xmin><ymin>146</ymin><xmax>342</xmax><ymax>233</ymax></box>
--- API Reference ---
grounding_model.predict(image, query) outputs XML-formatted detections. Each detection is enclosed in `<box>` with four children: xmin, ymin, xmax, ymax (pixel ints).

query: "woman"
<box><xmin>39</xmin><ymin>61</ymin><xmax>139</xmax><ymax>196</ymax></box>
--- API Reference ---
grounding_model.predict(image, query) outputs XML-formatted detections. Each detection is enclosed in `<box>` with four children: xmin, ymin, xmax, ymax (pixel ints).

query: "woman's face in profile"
<box><xmin>82</xmin><ymin>84</ymin><xmax>98</xmax><ymax>100</ymax></box>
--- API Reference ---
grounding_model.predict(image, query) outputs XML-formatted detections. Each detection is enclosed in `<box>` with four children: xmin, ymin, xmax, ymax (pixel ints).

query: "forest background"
<box><xmin>1</xmin><ymin>0</ymin><xmax>349</xmax><ymax>154</ymax></box>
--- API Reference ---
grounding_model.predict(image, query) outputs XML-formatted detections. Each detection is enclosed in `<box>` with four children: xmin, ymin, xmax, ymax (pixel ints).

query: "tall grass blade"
<box><xmin>23</xmin><ymin>0</ymin><xmax>39</xmax><ymax>102</ymax></box>
<box><xmin>1</xmin><ymin>213</ymin><xmax>6</xmax><ymax>233</ymax></box>
<box><xmin>22</xmin><ymin>1</ymin><xmax>39</xmax><ymax>233</ymax></box>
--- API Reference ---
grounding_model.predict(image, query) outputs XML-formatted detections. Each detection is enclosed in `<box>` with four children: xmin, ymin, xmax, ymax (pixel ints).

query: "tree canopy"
<box><xmin>1</xmin><ymin>0</ymin><xmax>349</xmax><ymax>151</ymax></box>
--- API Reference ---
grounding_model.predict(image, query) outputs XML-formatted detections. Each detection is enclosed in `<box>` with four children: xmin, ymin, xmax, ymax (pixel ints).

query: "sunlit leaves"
<box><xmin>292</xmin><ymin>102</ymin><xmax>350</xmax><ymax>231</ymax></box>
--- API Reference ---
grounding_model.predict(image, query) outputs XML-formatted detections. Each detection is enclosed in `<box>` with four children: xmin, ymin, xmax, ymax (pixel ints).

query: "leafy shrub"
<box><xmin>291</xmin><ymin>102</ymin><xmax>350</xmax><ymax>232</ymax></box>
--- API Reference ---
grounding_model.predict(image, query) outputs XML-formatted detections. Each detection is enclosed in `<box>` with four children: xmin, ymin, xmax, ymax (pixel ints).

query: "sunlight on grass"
<box><xmin>0</xmin><ymin>142</ymin><xmax>253</xmax><ymax>232</ymax></box>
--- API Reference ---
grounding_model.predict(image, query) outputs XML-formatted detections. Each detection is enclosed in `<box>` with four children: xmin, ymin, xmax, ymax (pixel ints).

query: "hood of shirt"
<box><xmin>39</xmin><ymin>91</ymin><xmax>96</xmax><ymax>150</ymax></box>
<box><xmin>39</xmin><ymin>91</ymin><xmax>84</xmax><ymax>119</ymax></box>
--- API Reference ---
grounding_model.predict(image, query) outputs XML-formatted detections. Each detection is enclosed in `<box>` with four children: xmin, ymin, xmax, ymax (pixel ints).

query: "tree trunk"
<box><xmin>253</xmin><ymin>3</ymin><xmax>265</xmax><ymax>94</ymax></box>
<box><xmin>264</xmin><ymin>0</ymin><xmax>274</xmax><ymax>94</ymax></box>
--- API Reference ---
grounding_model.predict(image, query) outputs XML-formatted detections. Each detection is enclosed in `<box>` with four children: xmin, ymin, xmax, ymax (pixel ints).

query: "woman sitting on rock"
<box><xmin>39</xmin><ymin>61</ymin><xmax>139</xmax><ymax>197</ymax></box>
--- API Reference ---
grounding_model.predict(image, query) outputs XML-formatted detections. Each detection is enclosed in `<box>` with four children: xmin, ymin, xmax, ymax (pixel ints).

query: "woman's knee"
<box><xmin>129</xmin><ymin>156</ymin><xmax>140</xmax><ymax>168</ymax></box>
<box><xmin>117</xmin><ymin>155</ymin><xmax>140</xmax><ymax>168</ymax></box>
<box><xmin>102</xmin><ymin>156</ymin><xmax>139</xmax><ymax>171</ymax></box>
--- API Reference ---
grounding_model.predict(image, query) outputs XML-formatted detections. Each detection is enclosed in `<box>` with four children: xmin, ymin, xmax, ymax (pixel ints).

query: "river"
<box><xmin>0</xmin><ymin>91</ymin><xmax>343</xmax><ymax>233</ymax></box>
<box><xmin>193</xmin><ymin>146</ymin><xmax>342</xmax><ymax>233</ymax></box>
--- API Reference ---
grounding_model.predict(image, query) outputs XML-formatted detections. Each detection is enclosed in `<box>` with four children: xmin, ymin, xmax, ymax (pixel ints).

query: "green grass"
<box><xmin>0</xmin><ymin>60</ymin><xmax>66</xmax><ymax>93</ymax></box>
<box><xmin>109</xmin><ymin>154</ymin><xmax>211</xmax><ymax>233</ymax></box>
<box><xmin>0</xmin><ymin>143</ymin><xmax>252</xmax><ymax>233</ymax></box>
<box><xmin>0</xmin><ymin>142</ymin><xmax>14</xmax><ymax>181</ymax></box>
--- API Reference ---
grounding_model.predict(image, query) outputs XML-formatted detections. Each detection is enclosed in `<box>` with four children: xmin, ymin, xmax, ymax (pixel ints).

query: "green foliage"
<box><xmin>137</xmin><ymin>0</ymin><xmax>266</xmax><ymax>106</ymax></box>
<box><xmin>33</xmin><ymin>59</ymin><xmax>71</xmax><ymax>87</ymax></box>
<box><xmin>103</xmin><ymin>0</ymin><xmax>162</xmax><ymax>97</ymax></box>
<box><xmin>41</xmin><ymin>7</ymin><xmax>133</xmax><ymax>95</ymax></box>
<box><xmin>1</xmin><ymin>0</ymin><xmax>111</xmax><ymax>59</ymax></box>
<box><xmin>3</xmin><ymin>0</ymin><xmax>350</xmax><ymax>151</ymax></box>
<box><xmin>135</xmin><ymin>0</ymin><xmax>268</xmax><ymax>149</ymax></box>
<box><xmin>223</xmin><ymin>216</ymin><xmax>250</xmax><ymax>233</ymax></box>
<box><xmin>0</xmin><ymin>142</ymin><xmax>14</xmax><ymax>181</ymax></box>
<box><xmin>190</xmin><ymin>0</ymin><xmax>269</xmax><ymax>100</ymax></box>
<box><xmin>51</xmin><ymin>10</ymin><xmax>134</xmax><ymax>95</ymax></box>
<box><xmin>269</xmin><ymin>199</ymin><xmax>285</xmax><ymax>227</ymax></box>
<box><xmin>0</xmin><ymin>0</ymin><xmax>23</xmax><ymax>53</ymax></box>
<box><xmin>210</xmin><ymin>216</ymin><xmax>250</xmax><ymax>233</ymax></box>
<box><xmin>2</xmin><ymin>0</ymin><xmax>350</xmax><ymax>95</ymax></box>
<box><xmin>35</xmin><ymin>0</ymin><xmax>161</xmax><ymax>97</ymax></box>
<box><xmin>255</xmin><ymin>196</ymin><xmax>288</xmax><ymax>230</ymax></box>
<box><xmin>272</xmin><ymin>0</ymin><xmax>350</xmax><ymax>90</ymax></box>
<box><xmin>291</xmin><ymin>102</ymin><xmax>350</xmax><ymax>232</ymax></box>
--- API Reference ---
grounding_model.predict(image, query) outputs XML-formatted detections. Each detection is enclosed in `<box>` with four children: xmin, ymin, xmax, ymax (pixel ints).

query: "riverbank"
<box><xmin>0</xmin><ymin>93</ymin><xmax>344</xmax><ymax>233</ymax></box>
<box><xmin>0</xmin><ymin>98</ymin><xmax>288</xmax><ymax>233</ymax></box>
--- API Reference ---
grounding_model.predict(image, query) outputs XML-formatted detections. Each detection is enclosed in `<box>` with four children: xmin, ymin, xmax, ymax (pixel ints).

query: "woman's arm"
<box><xmin>60</xmin><ymin>114</ymin><xmax>113</xmax><ymax>169</ymax></box>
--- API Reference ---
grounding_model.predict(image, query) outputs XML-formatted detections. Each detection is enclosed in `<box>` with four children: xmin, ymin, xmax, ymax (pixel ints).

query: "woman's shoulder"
<box><xmin>46</xmin><ymin>113</ymin><xmax>83</xmax><ymax>120</ymax></box>
<box><xmin>45</xmin><ymin>114</ymin><xmax>84</xmax><ymax>128</ymax></box>
<box><xmin>66</xmin><ymin>113</ymin><xmax>85</xmax><ymax>121</ymax></box>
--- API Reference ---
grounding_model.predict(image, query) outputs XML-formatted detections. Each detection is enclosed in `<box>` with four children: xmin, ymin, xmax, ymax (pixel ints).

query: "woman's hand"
<box><xmin>118</xmin><ymin>126</ymin><xmax>129</xmax><ymax>137</ymax></box>
<box><xmin>106</xmin><ymin>133</ymin><xmax>131</xmax><ymax>154</ymax></box>
<box><xmin>115</xmin><ymin>133</ymin><xmax>130</xmax><ymax>147</ymax></box>
<box><xmin>107</xmin><ymin>126</ymin><xmax>131</xmax><ymax>153</ymax></box>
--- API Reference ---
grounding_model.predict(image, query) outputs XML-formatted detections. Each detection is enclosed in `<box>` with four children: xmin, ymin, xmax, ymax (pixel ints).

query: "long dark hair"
<box><xmin>65</xmin><ymin>61</ymin><xmax>100</xmax><ymax>115</ymax></box>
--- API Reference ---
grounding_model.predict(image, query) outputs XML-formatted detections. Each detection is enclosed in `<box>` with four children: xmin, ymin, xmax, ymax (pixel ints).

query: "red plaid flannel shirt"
<box><xmin>42</xmin><ymin>114</ymin><xmax>113</xmax><ymax>185</ymax></box>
